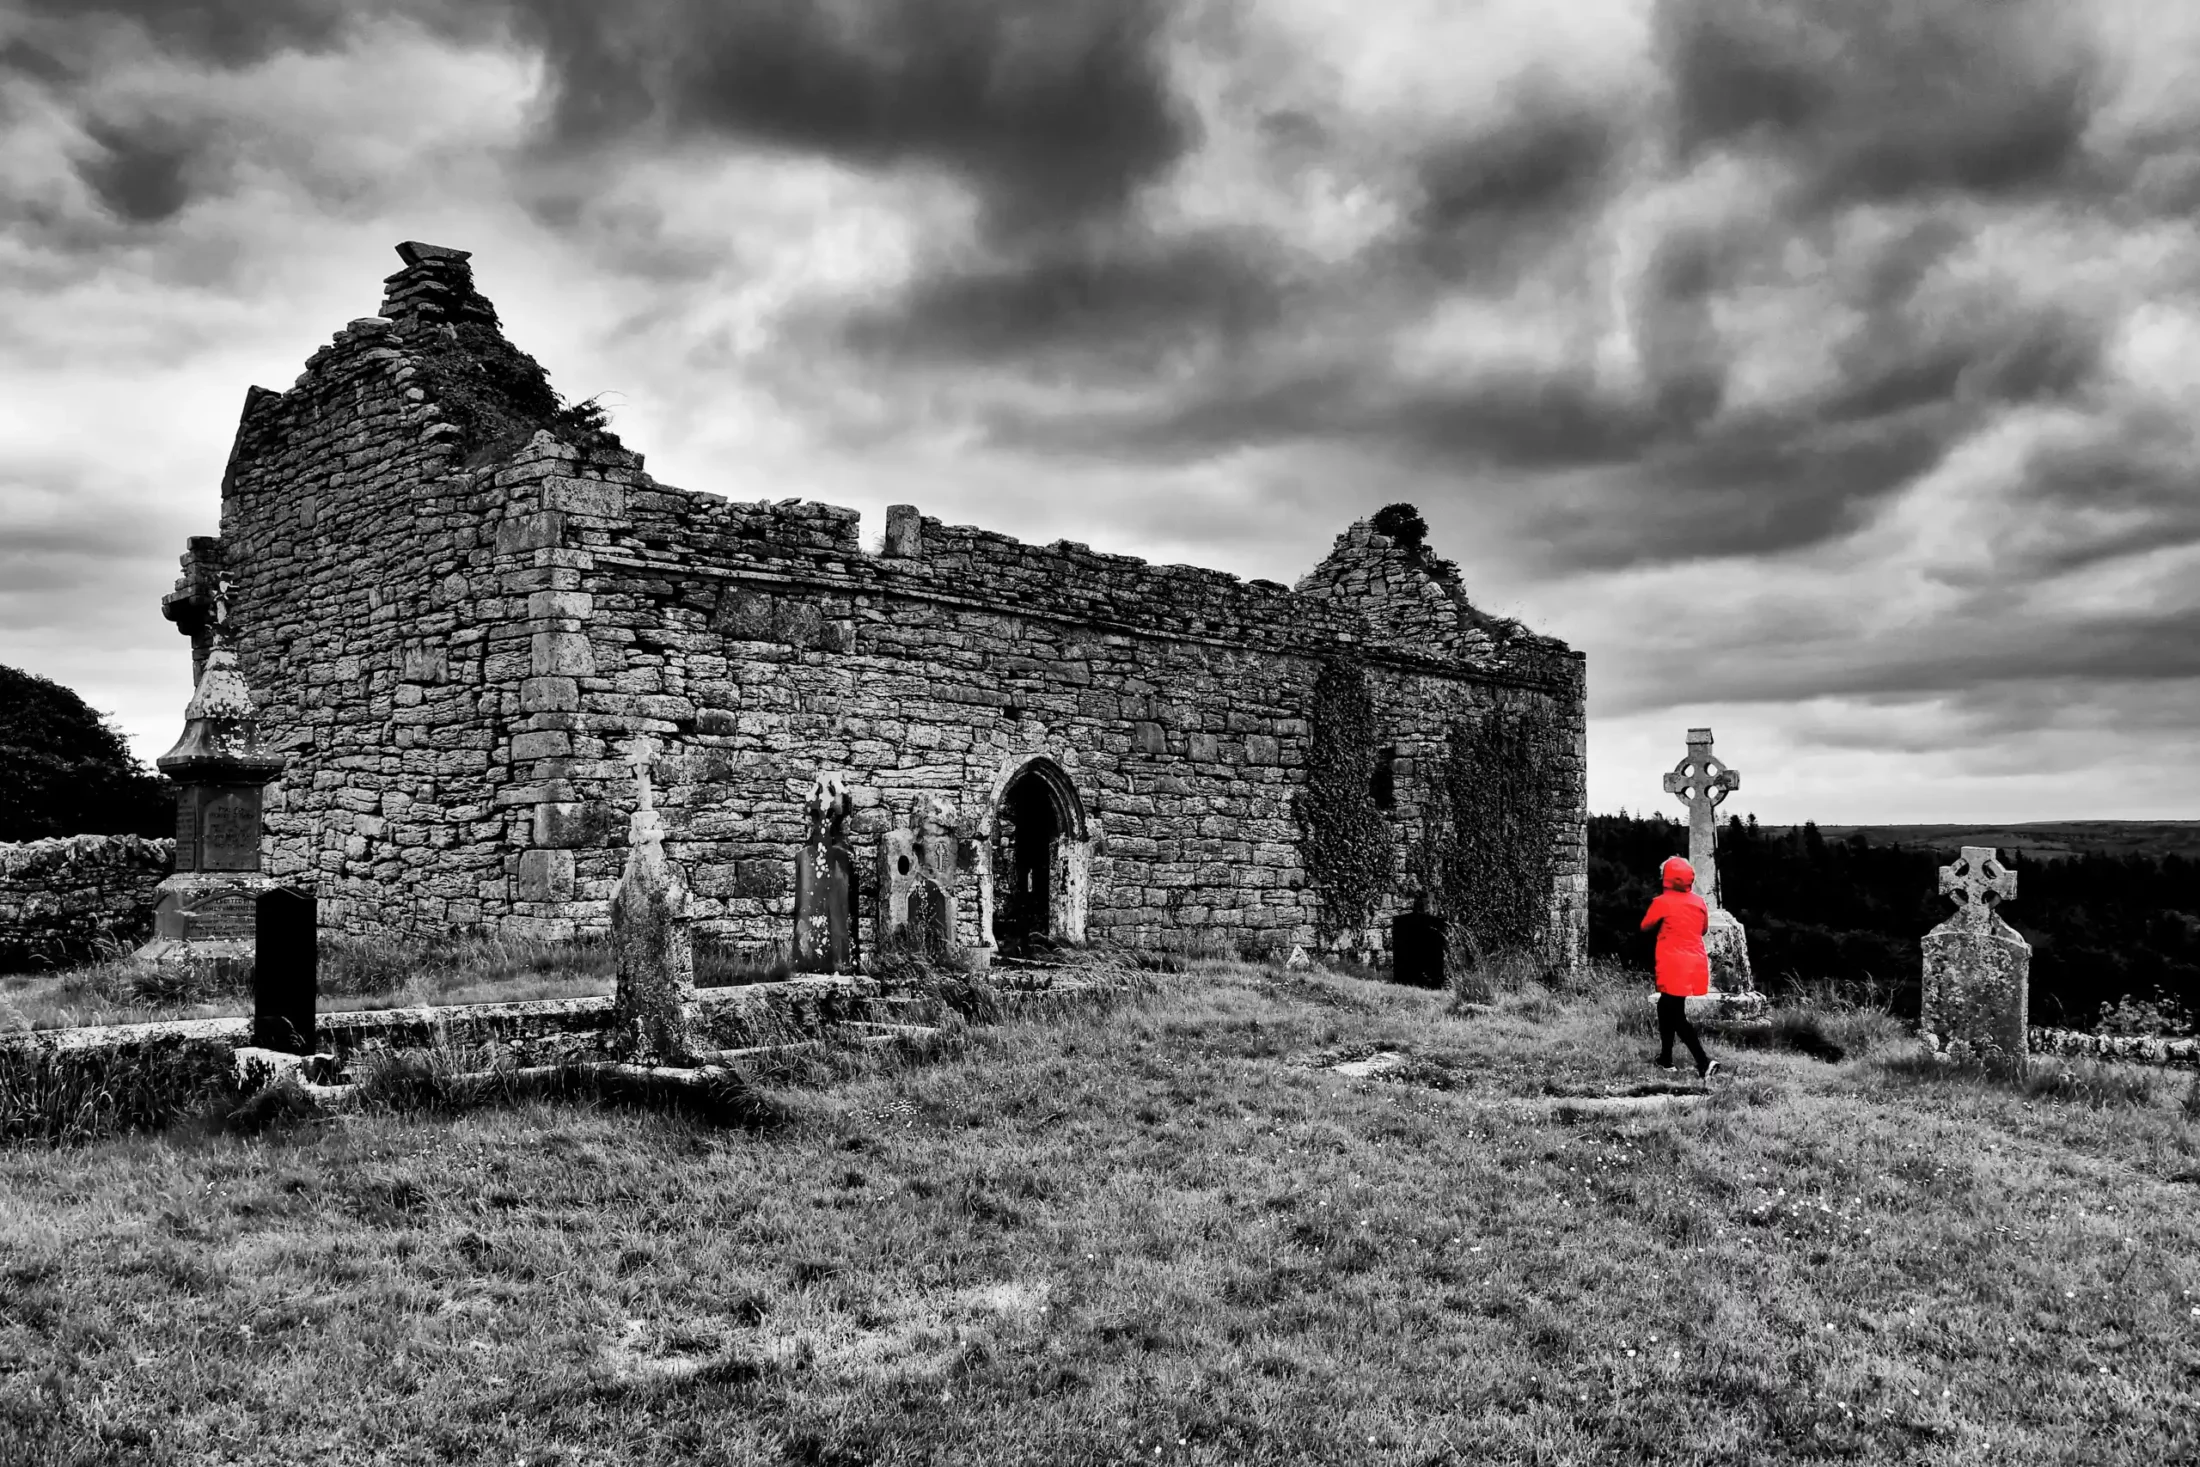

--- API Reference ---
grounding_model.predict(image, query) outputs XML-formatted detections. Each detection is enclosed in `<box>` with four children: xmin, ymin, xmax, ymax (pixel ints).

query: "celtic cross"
<box><xmin>1938</xmin><ymin>846</ymin><xmax>2015</xmax><ymax>928</ymax></box>
<box><xmin>1662</xmin><ymin>727</ymin><xmax>1740</xmax><ymax>908</ymax></box>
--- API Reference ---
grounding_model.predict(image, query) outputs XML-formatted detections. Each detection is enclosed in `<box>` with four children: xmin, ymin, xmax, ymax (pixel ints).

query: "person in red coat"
<box><xmin>1640</xmin><ymin>856</ymin><xmax>1722</xmax><ymax>1079</ymax></box>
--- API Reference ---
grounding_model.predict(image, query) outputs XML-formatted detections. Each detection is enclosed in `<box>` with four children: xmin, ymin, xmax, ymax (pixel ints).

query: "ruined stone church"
<box><xmin>161</xmin><ymin>242</ymin><xmax>1587</xmax><ymax>968</ymax></box>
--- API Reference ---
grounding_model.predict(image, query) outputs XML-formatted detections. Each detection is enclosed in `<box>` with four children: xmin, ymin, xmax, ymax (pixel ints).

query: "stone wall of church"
<box><xmin>169</xmin><ymin>242</ymin><xmax>1589</xmax><ymax>968</ymax></box>
<box><xmin>472</xmin><ymin>433</ymin><xmax>1587</xmax><ymax>962</ymax></box>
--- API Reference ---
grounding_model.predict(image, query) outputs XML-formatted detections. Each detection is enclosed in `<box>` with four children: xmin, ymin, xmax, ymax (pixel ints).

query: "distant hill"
<box><xmin>1760</xmin><ymin>822</ymin><xmax>2200</xmax><ymax>864</ymax></box>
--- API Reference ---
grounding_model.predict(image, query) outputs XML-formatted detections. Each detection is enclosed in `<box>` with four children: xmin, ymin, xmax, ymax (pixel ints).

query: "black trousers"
<box><xmin>1657</xmin><ymin>993</ymin><xmax>1709</xmax><ymax>1073</ymax></box>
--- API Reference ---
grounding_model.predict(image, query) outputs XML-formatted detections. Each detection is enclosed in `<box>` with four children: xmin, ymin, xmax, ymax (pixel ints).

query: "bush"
<box><xmin>0</xmin><ymin>664</ymin><xmax>172</xmax><ymax>841</ymax></box>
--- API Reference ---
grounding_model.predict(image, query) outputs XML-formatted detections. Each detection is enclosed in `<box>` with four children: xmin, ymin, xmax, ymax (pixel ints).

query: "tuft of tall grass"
<box><xmin>2021</xmin><ymin>1056</ymin><xmax>2167</xmax><ymax>1111</ymax></box>
<box><xmin>1448</xmin><ymin>934</ymin><xmax>1636</xmax><ymax>1015</ymax></box>
<box><xmin>319</xmin><ymin>930</ymin><xmax>616</xmax><ymax>999</ymax></box>
<box><xmin>0</xmin><ymin>1043</ymin><xmax>238</xmax><ymax>1145</ymax></box>
<box><xmin>695</xmin><ymin>936</ymin><xmax>792</xmax><ymax>988</ymax></box>
<box><xmin>346</xmin><ymin>1044</ymin><xmax>794</xmax><ymax>1131</ymax></box>
<box><xmin>1876</xmin><ymin>1048</ymin><xmax>2170</xmax><ymax>1110</ymax></box>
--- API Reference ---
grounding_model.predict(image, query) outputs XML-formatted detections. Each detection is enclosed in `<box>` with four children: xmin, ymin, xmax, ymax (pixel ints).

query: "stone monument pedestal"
<box><xmin>130</xmin><ymin>639</ymin><xmax>289</xmax><ymax>987</ymax></box>
<box><xmin>1696</xmin><ymin>907</ymin><xmax>1767</xmax><ymax>1020</ymax></box>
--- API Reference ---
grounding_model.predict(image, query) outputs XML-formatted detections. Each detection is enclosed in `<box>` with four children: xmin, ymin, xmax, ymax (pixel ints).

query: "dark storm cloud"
<box><xmin>1405</xmin><ymin>93</ymin><xmax>1620</xmax><ymax>282</ymax></box>
<box><xmin>77</xmin><ymin>117</ymin><xmax>204</xmax><ymax>223</ymax></box>
<box><xmin>978</xmin><ymin>357</ymin><xmax>1664</xmax><ymax>471</ymax></box>
<box><xmin>3</xmin><ymin>0</ymin><xmax>508</xmax><ymax>77</ymax></box>
<box><xmin>836</xmin><ymin>229</ymin><xmax>1294</xmax><ymax>374</ymax></box>
<box><xmin>1970</xmin><ymin>408</ymin><xmax>2200</xmax><ymax>584</ymax></box>
<box><xmin>3</xmin><ymin>0</ymin><xmax>495</xmax><ymax>238</ymax></box>
<box><xmin>1624</xmin><ymin>600</ymin><xmax>2200</xmax><ymax>716</ymax></box>
<box><xmin>1657</xmin><ymin>0</ymin><xmax>2101</xmax><ymax>208</ymax></box>
<box><xmin>505</xmin><ymin>0</ymin><xmax>1195</xmax><ymax>240</ymax></box>
<box><xmin>978</xmin><ymin>230</ymin><xmax>2108</xmax><ymax>577</ymax></box>
<box><xmin>1531</xmin><ymin>291</ymin><xmax>2109</xmax><ymax>572</ymax></box>
<box><xmin>1632</xmin><ymin>226</ymin><xmax>1731</xmax><ymax>429</ymax></box>
<box><xmin>7</xmin><ymin>0</ymin><xmax>360</xmax><ymax>70</ymax></box>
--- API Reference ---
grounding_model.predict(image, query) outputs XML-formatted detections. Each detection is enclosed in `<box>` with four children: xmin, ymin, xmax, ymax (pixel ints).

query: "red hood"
<box><xmin>1661</xmin><ymin>857</ymin><xmax>1696</xmax><ymax>892</ymax></box>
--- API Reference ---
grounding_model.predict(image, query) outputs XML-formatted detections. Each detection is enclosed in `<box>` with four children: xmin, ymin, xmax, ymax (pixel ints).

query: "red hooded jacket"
<box><xmin>1641</xmin><ymin>857</ymin><xmax>1710</xmax><ymax>997</ymax></box>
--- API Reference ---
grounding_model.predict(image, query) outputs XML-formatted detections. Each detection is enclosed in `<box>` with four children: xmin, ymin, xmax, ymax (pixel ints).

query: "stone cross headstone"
<box><xmin>134</xmin><ymin>636</ymin><xmax>289</xmax><ymax>984</ymax></box>
<box><xmin>1662</xmin><ymin>727</ymin><xmax>1739</xmax><ymax>908</ymax></box>
<box><xmin>1920</xmin><ymin>846</ymin><xmax>2030</xmax><ymax>1068</ymax></box>
<box><xmin>610</xmin><ymin>746</ymin><xmax>698</xmax><ymax>1064</ymax></box>
<box><xmin>792</xmin><ymin>773</ymin><xmax>858</xmax><ymax>975</ymax></box>
<box><xmin>1662</xmin><ymin>727</ymin><xmax>1756</xmax><ymax>999</ymax></box>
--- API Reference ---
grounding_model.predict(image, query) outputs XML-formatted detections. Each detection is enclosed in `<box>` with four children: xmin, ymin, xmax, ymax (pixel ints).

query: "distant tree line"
<box><xmin>1591</xmin><ymin>811</ymin><xmax>2200</xmax><ymax>1034</ymax></box>
<box><xmin>0</xmin><ymin>665</ymin><xmax>172</xmax><ymax>843</ymax></box>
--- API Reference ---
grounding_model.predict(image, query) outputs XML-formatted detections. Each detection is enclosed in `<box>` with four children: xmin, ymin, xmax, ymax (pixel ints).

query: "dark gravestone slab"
<box><xmin>254</xmin><ymin>887</ymin><xmax>317</xmax><ymax>1053</ymax></box>
<box><xmin>1392</xmin><ymin>909</ymin><xmax>1449</xmax><ymax>989</ymax></box>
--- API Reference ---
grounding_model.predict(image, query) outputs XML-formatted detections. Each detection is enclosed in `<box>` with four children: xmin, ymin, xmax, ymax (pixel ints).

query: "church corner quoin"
<box><xmin>161</xmin><ymin>242</ymin><xmax>1589</xmax><ymax>968</ymax></box>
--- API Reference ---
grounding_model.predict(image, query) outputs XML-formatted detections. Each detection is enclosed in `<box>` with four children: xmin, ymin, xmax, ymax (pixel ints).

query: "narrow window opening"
<box><xmin>1371</xmin><ymin>745</ymin><xmax>1397</xmax><ymax>811</ymax></box>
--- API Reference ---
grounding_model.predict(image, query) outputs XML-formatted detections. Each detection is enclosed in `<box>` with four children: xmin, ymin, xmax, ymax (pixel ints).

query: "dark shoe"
<box><xmin>1700</xmin><ymin>1060</ymin><xmax>1723</xmax><ymax>1081</ymax></box>
<box><xmin>1653</xmin><ymin>1056</ymin><xmax>1677</xmax><ymax>1073</ymax></box>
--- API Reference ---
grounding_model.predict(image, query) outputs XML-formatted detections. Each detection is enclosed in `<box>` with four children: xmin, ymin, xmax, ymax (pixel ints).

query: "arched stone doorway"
<box><xmin>985</xmin><ymin>756</ymin><xmax>1089</xmax><ymax>955</ymax></box>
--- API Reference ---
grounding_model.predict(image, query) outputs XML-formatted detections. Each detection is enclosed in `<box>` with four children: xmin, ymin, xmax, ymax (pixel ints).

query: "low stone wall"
<box><xmin>0</xmin><ymin>835</ymin><xmax>174</xmax><ymax>973</ymax></box>
<box><xmin>2030</xmin><ymin>1027</ymin><xmax>2200</xmax><ymax>1070</ymax></box>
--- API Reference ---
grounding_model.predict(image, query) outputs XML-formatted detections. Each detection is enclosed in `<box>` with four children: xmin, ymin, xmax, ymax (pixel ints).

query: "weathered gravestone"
<box><xmin>1919</xmin><ymin>846</ymin><xmax>2029</xmax><ymax>1069</ymax></box>
<box><xmin>1391</xmin><ymin>893</ymin><xmax>1449</xmax><ymax>988</ymax></box>
<box><xmin>1662</xmin><ymin>727</ymin><xmax>1763</xmax><ymax>1017</ymax></box>
<box><xmin>792</xmin><ymin>773</ymin><xmax>858</xmax><ymax>974</ymax></box>
<box><xmin>876</xmin><ymin>796</ymin><xmax>963</xmax><ymax>960</ymax></box>
<box><xmin>609</xmin><ymin>751</ymin><xmax>698</xmax><ymax>1065</ymax></box>
<box><xmin>134</xmin><ymin>635</ymin><xmax>289</xmax><ymax>982</ymax></box>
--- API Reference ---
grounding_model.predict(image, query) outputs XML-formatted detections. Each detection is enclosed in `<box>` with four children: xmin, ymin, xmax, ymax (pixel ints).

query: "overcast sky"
<box><xmin>4</xmin><ymin>0</ymin><xmax>2198</xmax><ymax>825</ymax></box>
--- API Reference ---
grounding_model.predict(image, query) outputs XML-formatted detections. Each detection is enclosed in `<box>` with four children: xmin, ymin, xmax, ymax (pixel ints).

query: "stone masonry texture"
<box><xmin>163</xmin><ymin>243</ymin><xmax>1590</xmax><ymax>967</ymax></box>
<box><xmin>0</xmin><ymin>835</ymin><xmax>175</xmax><ymax>972</ymax></box>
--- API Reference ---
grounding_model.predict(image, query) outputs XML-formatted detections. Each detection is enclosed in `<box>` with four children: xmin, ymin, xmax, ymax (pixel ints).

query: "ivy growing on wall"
<box><xmin>1418</xmin><ymin>699</ymin><xmax>1559</xmax><ymax>958</ymax></box>
<box><xmin>1292</xmin><ymin>651</ymin><xmax>1393</xmax><ymax>943</ymax></box>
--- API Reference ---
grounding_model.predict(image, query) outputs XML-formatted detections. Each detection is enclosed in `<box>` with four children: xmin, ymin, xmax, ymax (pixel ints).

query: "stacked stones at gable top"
<box><xmin>1294</xmin><ymin>506</ymin><xmax>1569</xmax><ymax>678</ymax></box>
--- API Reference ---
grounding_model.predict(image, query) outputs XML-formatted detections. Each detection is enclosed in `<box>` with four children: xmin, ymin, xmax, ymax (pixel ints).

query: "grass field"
<box><xmin>4</xmin><ymin>960</ymin><xmax>2199</xmax><ymax>1465</ymax></box>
